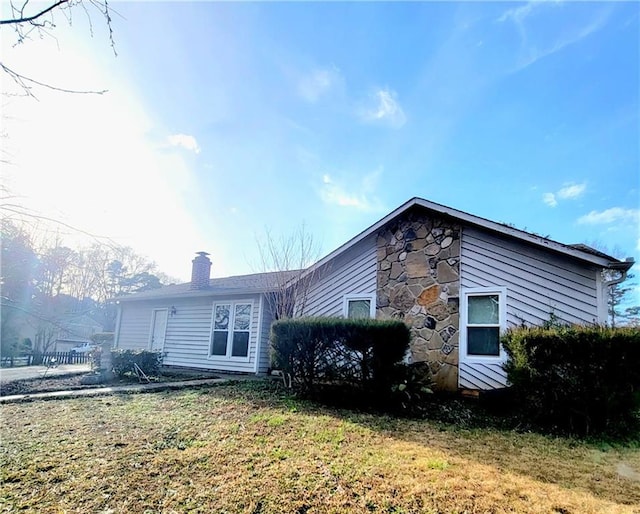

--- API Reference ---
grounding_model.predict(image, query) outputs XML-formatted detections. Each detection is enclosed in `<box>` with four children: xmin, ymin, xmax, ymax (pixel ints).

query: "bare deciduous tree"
<box><xmin>0</xmin><ymin>216</ymin><xmax>178</xmax><ymax>355</ymax></box>
<box><xmin>255</xmin><ymin>225</ymin><xmax>326</xmax><ymax>320</ymax></box>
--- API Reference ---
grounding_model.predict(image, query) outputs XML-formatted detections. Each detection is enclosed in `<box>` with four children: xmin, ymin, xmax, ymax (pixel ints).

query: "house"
<box><xmin>18</xmin><ymin>310</ymin><xmax>103</xmax><ymax>354</ymax></box>
<box><xmin>51</xmin><ymin>314</ymin><xmax>104</xmax><ymax>352</ymax></box>
<box><xmin>113</xmin><ymin>197</ymin><xmax>634</xmax><ymax>390</ymax></box>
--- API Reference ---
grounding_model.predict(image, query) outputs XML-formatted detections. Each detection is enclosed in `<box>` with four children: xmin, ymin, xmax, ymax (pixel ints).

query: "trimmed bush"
<box><xmin>271</xmin><ymin>317</ymin><xmax>411</xmax><ymax>398</ymax></box>
<box><xmin>502</xmin><ymin>325</ymin><xmax>640</xmax><ymax>435</ymax></box>
<box><xmin>111</xmin><ymin>349</ymin><xmax>163</xmax><ymax>378</ymax></box>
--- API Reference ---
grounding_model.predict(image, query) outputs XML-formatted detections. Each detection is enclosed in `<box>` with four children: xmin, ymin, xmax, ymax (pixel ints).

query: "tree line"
<box><xmin>1</xmin><ymin>218</ymin><xmax>176</xmax><ymax>357</ymax></box>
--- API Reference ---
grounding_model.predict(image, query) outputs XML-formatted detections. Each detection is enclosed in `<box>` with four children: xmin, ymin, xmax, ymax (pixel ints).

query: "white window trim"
<box><xmin>208</xmin><ymin>300</ymin><xmax>254</xmax><ymax>362</ymax></box>
<box><xmin>343</xmin><ymin>293</ymin><xmax>376</xmax><ymax>319</ymax></box>
<box><xmin>460</xmin><ymin>287</ymin><xmax>507</xmax><ymax>363</ymax></box>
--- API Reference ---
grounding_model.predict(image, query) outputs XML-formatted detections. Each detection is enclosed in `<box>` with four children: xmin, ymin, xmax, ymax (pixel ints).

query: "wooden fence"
<box><xmin>1</xmin><ymin>351</ymin><xmax>91</xmax><ymax>368</ymax></box>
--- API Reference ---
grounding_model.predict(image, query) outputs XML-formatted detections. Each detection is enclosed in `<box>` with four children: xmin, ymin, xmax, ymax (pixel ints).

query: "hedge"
<box><xmin>502</xmin><ymin>325</ymin><xmax>640</xmax><ymax>435</ymax></box>
<box><xmin>271</xmin><ymin>317</ymin><xmax>411</xmax><ymax>397</ymax></box>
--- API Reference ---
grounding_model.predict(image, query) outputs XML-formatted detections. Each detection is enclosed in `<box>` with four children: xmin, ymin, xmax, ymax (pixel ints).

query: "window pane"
<box><xmin>232</xmin><ymin>331</ymin><xmax>249</xmax><ymax>357</ymax></box>
<box><xmin>214</xmin><ymin>305</ymin><xmax>230</xmax><ymax>330</ymax></box>
<box><xmin>348</xmin><ymin>299</ymin><xmax>371</xmax><ymax>319</ymax></box>
<box><xmin>467</xmin><ymin>327</ymin><xmax>500</xmax><ymax>356</ymax></box>
<box><xmin>468</xmin><ymin>295</ymin><xmax>499</xmax><ymax>324</ymax></box>
<box><xmin>211</xmin><ymin>331</ymin><xmax>228</xmax><ymax>355</ymax></box>
<box><xmin>234</xmin><ymin>304</ymin><xmax>251</xmax><ymax>331</ymax></box>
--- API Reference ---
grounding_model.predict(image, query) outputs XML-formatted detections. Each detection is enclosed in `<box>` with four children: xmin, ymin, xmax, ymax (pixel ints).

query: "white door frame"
<box><xmin>149</xmin><ymin>308</ymin><xmax>168</xmax><ymax>352</ymax></box>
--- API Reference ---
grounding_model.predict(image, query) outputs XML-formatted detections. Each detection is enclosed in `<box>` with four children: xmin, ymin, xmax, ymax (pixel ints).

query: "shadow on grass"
<box><xmin>180</xmin><ymin>379</ymin><xmax>640</xmax><ymax>508</ymax></box>
<box><xmin>211</xmin><ymin>379</ymin><xmax>640</xmax><ymax>441</ymax></box>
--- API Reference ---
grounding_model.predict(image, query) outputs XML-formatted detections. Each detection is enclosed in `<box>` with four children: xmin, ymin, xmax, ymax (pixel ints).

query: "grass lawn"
<box><xmin>1</xmin><ymin>381</ymin><xmax>639</xmax><ymax>513</ymax></box>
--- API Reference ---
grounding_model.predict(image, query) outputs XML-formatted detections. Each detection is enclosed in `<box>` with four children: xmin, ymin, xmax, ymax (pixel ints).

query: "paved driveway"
<box><xmin>0</xmin><ymin>364</ymin><xmax>91</xmax><ymax>383</ymax></box>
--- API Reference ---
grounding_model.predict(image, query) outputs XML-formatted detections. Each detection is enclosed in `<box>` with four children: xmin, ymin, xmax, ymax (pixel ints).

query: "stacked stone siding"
<box><xmin>376</xmin><ymin>210</ymin><xmax>461</xmax><ymax>390</ymax></box>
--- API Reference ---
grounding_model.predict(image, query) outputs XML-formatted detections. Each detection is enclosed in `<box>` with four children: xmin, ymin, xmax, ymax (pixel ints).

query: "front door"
<box><xmin>150</xmin><ymin>309</ymin><xmax>168</xmax><ymax>352</ymax></box>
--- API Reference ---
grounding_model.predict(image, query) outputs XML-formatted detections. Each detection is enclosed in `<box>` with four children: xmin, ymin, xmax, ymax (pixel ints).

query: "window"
<box><xmin>343</xmin><ymin>294</ymin><xmax>375</xmax><ymax>319</ymax></box>
<box><xmin>210</xmin><ymin>302</ymin><xmax>252</xmax><ymax>358</ymax></box>
<box><xmin>462</xmin><ymin>288</ymin><xmax>506</xmax><ymax>359</ymax></box>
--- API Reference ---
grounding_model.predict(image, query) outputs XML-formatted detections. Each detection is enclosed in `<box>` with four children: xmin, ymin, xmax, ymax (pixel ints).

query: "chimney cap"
<box><xmin>195</xmin><ymin>251</ymin><xmax>210</xmax><ymax>257</ymax></box>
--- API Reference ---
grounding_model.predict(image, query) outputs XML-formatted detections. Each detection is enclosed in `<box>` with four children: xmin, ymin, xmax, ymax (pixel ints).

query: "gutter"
<box><xmin>605</xmin><ymin>257</ymin><xmax>635</xmax><ymax>273</ymax></box>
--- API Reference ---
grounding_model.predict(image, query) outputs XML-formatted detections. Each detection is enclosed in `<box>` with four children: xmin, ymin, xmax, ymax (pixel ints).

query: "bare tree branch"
<box><xmin>1</xmin><ymin>186</ymin><xmax>119</xmax><ymax>249</ymax></box>
<box><xmin>1</xmin><ymin>63</ymin><xmax>108</xmax><ymax>99</ymax></box>
<box><xmin>1</xmin><ymin>0</ymin><xmax>116</xmax><ymax>97</ymax></box>
<box><xmin>255</xmin><ymin>224</ymin><xmax>326</xmax><ymax>320</ymax></box>
<box><xmin>0</xmin><ymin>0</ymin><xmax>69</xmax><ymax>25</ymax></box>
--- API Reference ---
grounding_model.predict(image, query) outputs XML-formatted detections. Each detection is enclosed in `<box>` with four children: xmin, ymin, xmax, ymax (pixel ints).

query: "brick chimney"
<box><xmin>190</xmin><ymin>252</ymin><xmax>211</xmax><ymax>290</ymax></box>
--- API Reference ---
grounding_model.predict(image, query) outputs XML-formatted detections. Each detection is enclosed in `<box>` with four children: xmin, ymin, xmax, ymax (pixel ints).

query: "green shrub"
<box><xmin>271</xmin><ymin>317</ymin><xmax>410</xmax><ymax>398</ymax></box>
<box><xmin>90</xmin><ymin>332</ymin><xmax>115</xmax><ymax>345</ymax></box>
<box><xmin>390</xmin><ymin>361</ymin><xmax>434</xmax><ymax>414</ymax></box>
<box><xmin>502</xmin><ymin>325</ymin><xmax>640</xmax><ymax>435</ymax></box>
<box><xmin>111</xmin><ymin>349</ymin><xmax>163</xmax><ymax>378</ymax></box>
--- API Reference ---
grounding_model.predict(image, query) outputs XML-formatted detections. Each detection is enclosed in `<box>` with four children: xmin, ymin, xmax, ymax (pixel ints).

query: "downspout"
<box><xmin>254</xmin><ymin>294</ymin><xmax>264</xmax><ymax>375</ymax></box>
<box><xmin>113</xmin><ymin>301</ymin><xmax>122</xmax><ymax>349</ymax></box>
<box><xmin>601</xmin><ymin>268</ymin><xmax>628</xmax><ymax>326</ymax></box>
<box><xmin>604</xmin><ymin>269</ymin><xmax>628</xmax><ymax>288</ymax></box>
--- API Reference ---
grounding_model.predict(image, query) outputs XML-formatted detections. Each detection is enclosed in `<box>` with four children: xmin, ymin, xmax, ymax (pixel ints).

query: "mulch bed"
<box><xmin>0</xmin><ymin>371</ymin><xmax>219</xmax><ymax>397</ymax></box>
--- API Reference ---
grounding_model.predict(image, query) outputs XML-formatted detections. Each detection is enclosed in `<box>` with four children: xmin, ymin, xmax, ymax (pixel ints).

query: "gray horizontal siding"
<box><xmin>303</xmin><ymin>235</ymin><xmax>377</xmax><ymax>317</ymax></box>
<box><xmin>116</xmin><ymin>294</ymin><xmax>263</xmax><ymax>373</ymax></box>
<box><xmin>459</xmin><ymin>362</ymin><xmax>508</xmax><ymax>390</ymax></box>
<box><xmin>459</xmin><ymin>226</ymin><xmax>600</xmax><ymax>390</ymax></box>
<box><xmin>461</xmin><ymin>227</ymin><xmax>599</xmax><ymax>326</ymax></box>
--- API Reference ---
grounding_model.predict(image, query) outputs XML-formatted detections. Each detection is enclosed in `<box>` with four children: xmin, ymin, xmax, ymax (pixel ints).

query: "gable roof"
<box><xmin>60</xmin><ymin>314</ymin><xmax>103</xmax><ymax>329</ymax></box>
<box><xmin>295</xmin><ymin>197</ymin><xmax>634</xmax><ymax>282</ymax></box>
<box><xmin>119</xmin><ymin>197</ymin><xmax>634</xmax><ymax>303</ymax></box>
<box><xmin>116</xmin><ymin>270</ymin><xmax>300</xmax><ymax>302</ymax></box>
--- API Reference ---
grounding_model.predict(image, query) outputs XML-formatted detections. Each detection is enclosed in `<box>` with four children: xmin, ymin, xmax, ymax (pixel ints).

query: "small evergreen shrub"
<box><xmin>502</xmin><ymin>325</ymin><xmax>640</xmax><ymax>435</ymax></box>
<box><xmin>111</xmin><ymin>349</ymin><xmax>163</xmax><ymax>378</ymax></box>
<box><xmin>271</xmin><ymin>317</ymin><xmax>410</xmax><ymax>400</ymax></box>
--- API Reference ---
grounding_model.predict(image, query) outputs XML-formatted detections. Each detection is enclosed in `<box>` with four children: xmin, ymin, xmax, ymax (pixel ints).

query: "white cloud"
<box><xmin>557</xmin><ymin>182</ymin><xmax>586</xmax><ymax>199</ymax></box>
<box><xmin>319</xmin><ymin>169</ymin><xmax>384</xmax><ymax>212</ymax></box>
<box><xmin>543</xmin><ymin>182</ymin><xmax>586</xmax><ymax>207</ymax></box>
<box><xmin>497</xmin><ymin>2</ymin><xmax>538</xmax><ymax>25</ymax></box>
<box><xmin>298</xmin><ymin>66</ymin><xmax>341</xmax><ymax>103</ymax></box>
<box><xmin>167</xmin><ymin>133</ymin><xmax>201</xmax><ymax>154</ymax></box>
<box><xmin>359</xmin><ymin>88</ymin><xmax>406</xmax><ymax>129</ymax></box>
<box><xmin>578</xmin><ymin>208</ymin><xmax>640</xmax><ymax>225</ymax></box>
<box><xmin>499</xmin><ymin>1</ymin><xmax>610</xmax><ymax>73</ymax></box>
<box><xmin>542</xmin><ymin>193</ymin><xmax>558</xmax><ymax>207</ymax></box>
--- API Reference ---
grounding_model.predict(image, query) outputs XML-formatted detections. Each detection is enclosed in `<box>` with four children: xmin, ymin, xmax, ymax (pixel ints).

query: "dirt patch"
<box><xmin>0</xmin><ymin>371</ymin><xmax>219</xmax><ymax>397</ymax></box>
<box><xmin>617</xmin><ymin>463</ymin><xmax>640</xmax><ymax>481</ymax></box>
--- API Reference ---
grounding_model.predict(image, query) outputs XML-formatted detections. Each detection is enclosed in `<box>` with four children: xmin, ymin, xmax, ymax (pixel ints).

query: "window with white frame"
<box><xmin>462</xmin><ymin>289</ymin><xmax>506</xmax><ymax>358</ymax></box>
<box><xmin>343</xmin><ymin>294</ymin><xmax>375</xmax><ymax>319</ymax></box>
<box><xmin>210</xmin><ymin>302</ymin><xmax>252</xmax><ymax>358</ymax></box>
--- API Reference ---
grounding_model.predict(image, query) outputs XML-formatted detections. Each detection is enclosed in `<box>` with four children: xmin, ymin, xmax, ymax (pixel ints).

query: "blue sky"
<box><xmin>2</xmin><ymin>1</ymin><xmax>638</xmax><ymax>286</ymax></box>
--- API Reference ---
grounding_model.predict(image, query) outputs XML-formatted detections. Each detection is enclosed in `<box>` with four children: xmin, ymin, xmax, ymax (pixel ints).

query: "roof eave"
<box><xmin>114</xmin><ymin>287</ymin><xmax>276</xmax><ymax>303</ymax></box>
<box><xmin>606</xmin><ymin>259</ymin><xmax>635</xmax><ymax>272</ymax></box>
<box><xmin>297</xmin><ymin>197</ymin><xmax>632</xmax><ymax>279</ymax></box>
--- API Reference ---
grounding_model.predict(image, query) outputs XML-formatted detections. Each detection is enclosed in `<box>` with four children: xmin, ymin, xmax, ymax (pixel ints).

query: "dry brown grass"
<box><xmin>1</xmin><ymin>381</ymin><xmax>639</xmax><ymax>513</ymax></box>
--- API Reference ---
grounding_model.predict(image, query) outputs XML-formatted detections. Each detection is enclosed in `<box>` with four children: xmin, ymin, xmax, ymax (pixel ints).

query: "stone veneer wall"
<box><xmin>376</xmin><ymin>210</ymin><xmax>461</xmax><ymax>391</ymax></box>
